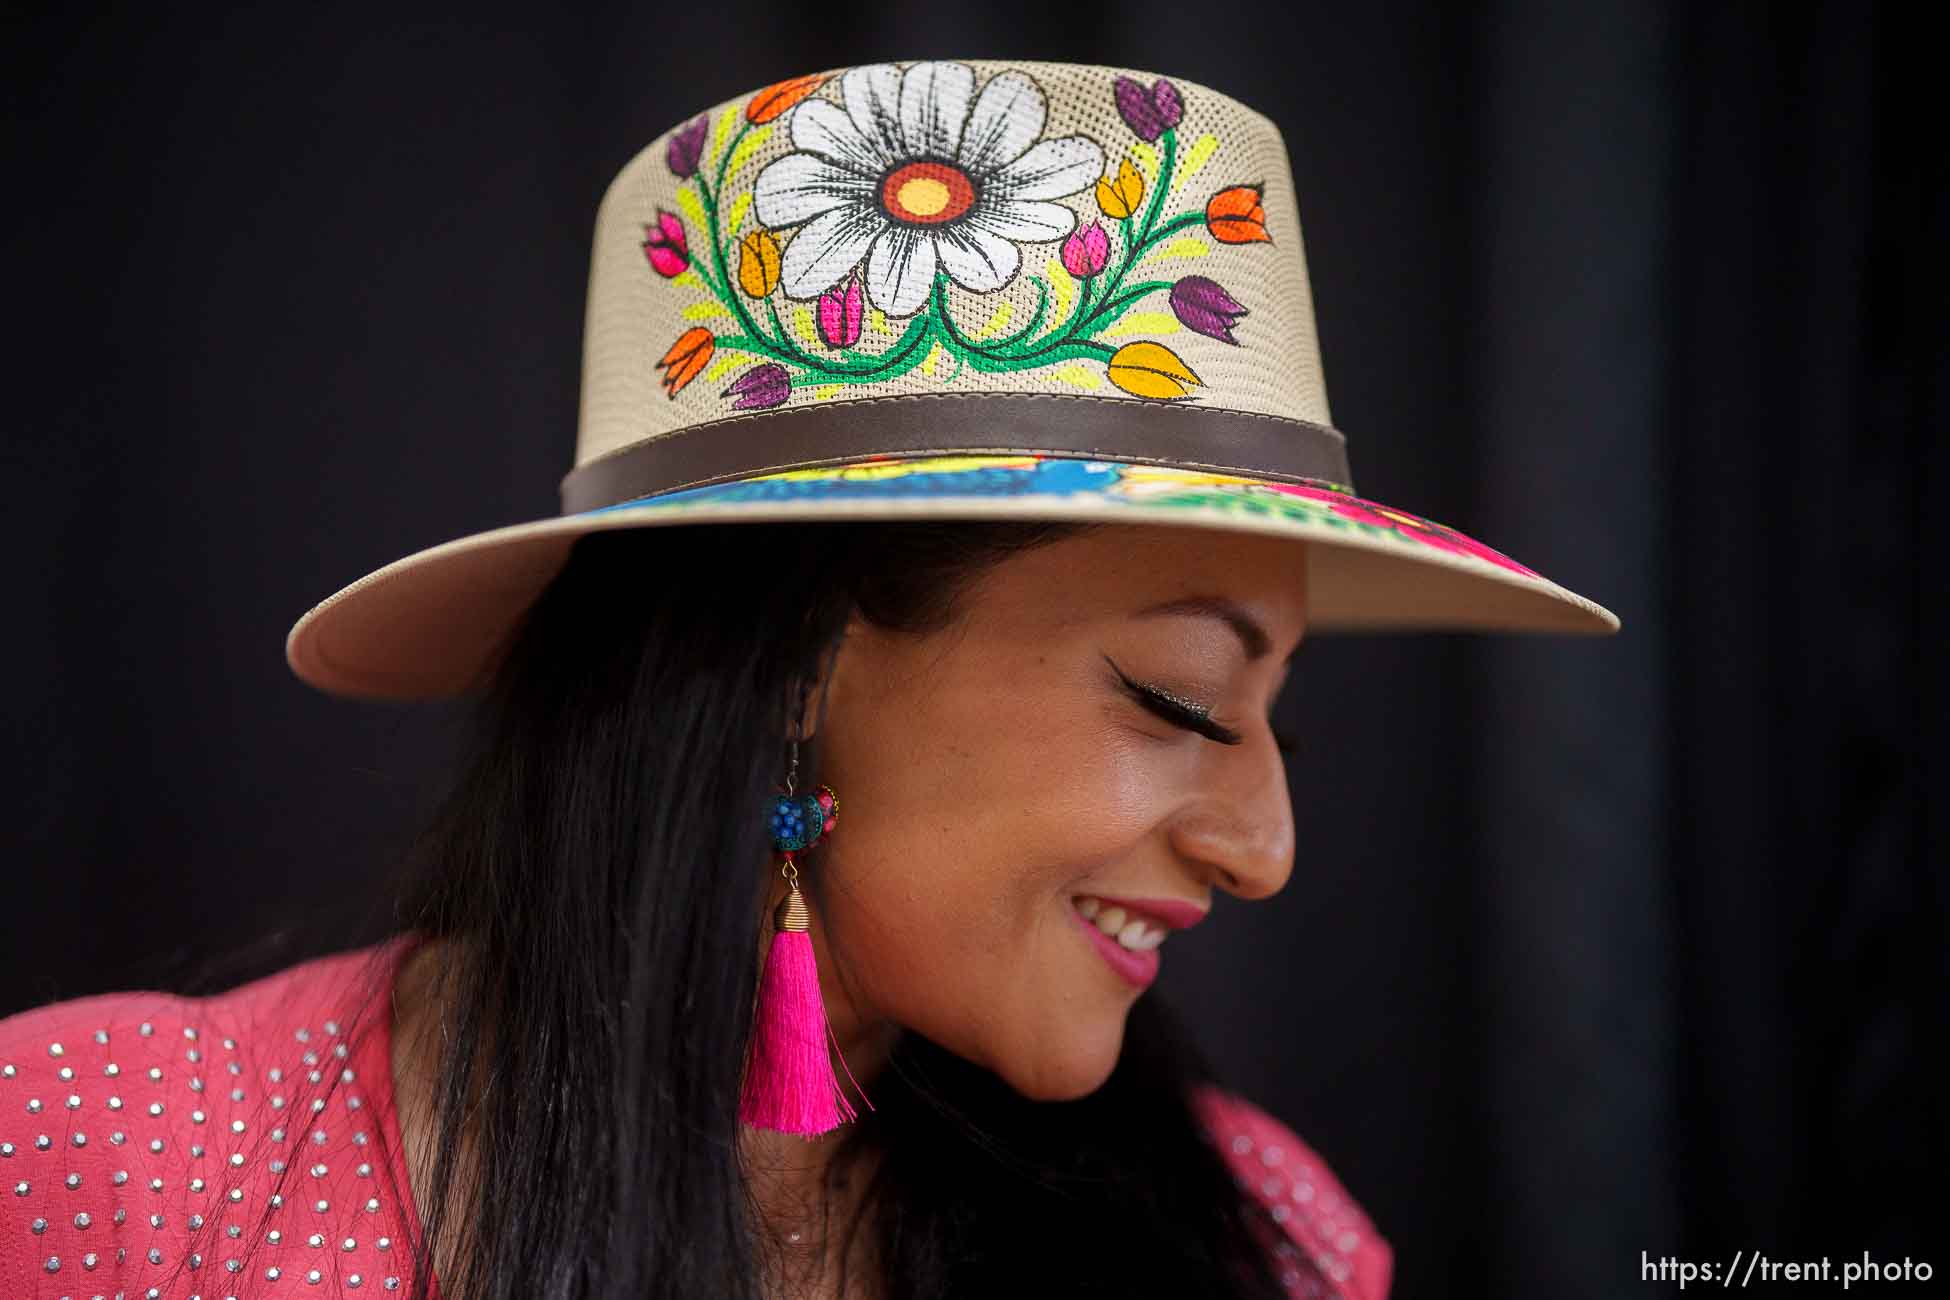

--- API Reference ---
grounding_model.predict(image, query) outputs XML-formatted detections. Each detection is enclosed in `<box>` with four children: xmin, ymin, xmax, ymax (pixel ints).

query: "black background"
<box><xmin>4</xmin><ymin>3</ymin><xmax>1942</xmax><ymax>1296</ymax></box>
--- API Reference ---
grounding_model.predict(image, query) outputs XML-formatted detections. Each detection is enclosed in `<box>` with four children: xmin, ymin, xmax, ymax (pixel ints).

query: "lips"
<box><xmin>1070</xmin><ymin>894</ymin><xmax>1209</xmax><ymax>932</ymax></box>
<box><xmin>1069</xmin><ymin>901</ymin><xmax>1161</xmax><ymax>989</ymax></box>
<box><xmin>1066</xmin><ymin>892</ymin><xmax>1211</xmax><ymax>991</ymax></box>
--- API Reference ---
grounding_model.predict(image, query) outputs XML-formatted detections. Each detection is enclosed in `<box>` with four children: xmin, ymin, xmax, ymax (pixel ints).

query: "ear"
<box><xmin>788</xmin><ymin>633</ymin><xmax>846</xmax><ymax>742</ymax></box>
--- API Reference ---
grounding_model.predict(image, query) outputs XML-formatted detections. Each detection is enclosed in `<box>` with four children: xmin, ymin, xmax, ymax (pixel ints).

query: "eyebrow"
<box><xmin>1131</xmin><ymin>595</ymin><xmax>1300</xmax><ymax>664</ymax></box>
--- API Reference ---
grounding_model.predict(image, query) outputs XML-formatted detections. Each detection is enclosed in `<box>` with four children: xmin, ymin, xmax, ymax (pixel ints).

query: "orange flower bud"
<box><xmin>1205</xmin><ymin>184</ymin><xmax>1271</xmax><ymax>244</ymax></box>
<box><xmin>747</xmin><ymin>74</ymin><xmax>827</xmax><ymax>124</ymax></box>
<box><xmin>657</xmin><ymin>327</ymin><xmax>715</xmax><ymax>397</ymax></box>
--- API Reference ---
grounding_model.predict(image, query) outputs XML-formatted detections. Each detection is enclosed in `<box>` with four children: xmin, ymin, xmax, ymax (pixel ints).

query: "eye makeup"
<box><xmin>1103</xmin><ymin>655</ymin><xmax>1298</xmax><ymax>754</ymax></box>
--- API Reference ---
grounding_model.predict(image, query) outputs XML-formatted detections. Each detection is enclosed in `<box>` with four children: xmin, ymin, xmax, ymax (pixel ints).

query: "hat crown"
<box><xmin>574</xmin><ymin>59</ymin><xmax>1337</xmax><ymax>488</ymax></box>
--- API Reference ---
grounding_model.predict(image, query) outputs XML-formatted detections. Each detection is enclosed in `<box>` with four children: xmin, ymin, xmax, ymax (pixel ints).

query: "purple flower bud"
<box><xmin>1169</xmin><ymin>275</ymin><xmax>1248</xmax><ymax>344</ymax></box>
<box><xmin>1114</xmin><ymin>76</ymin><xmax>1184</xmax><ymax>142</ymax></box>
<box><xmin>1153</xmin><ymin>81</ymin><xmax>1183</xmax><ymax>134</ymax></box>
<box><xmin>1060</xmin><ymin>220</ymin><xmax>1112</xmax><ymax>279</ymax></box>
<box><xmin>817</xmin><ymin>276</ymin><xmax>864</xmax><ymax>349</ymax></box>
<box><xmin>667</xmin><ymin>114</ymin><xmax>709</xmax><ymax>179</ymax></box>
<box><xmin>722</xmin><ymin>363</ymin><xmax>791</xmax><ymax>410</ymax></box>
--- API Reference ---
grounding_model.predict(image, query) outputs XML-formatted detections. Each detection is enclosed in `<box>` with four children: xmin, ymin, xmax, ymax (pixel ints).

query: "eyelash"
<box><xmin>1108</xmin><ymin>659</ymin><xmax>1299</xmax><ymax>754</ymax></box>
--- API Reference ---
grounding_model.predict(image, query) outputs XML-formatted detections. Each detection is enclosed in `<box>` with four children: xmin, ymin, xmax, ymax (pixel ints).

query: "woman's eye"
<box><xmin>1104</xmin><ymin>654</ymin><xmax>1296</xmax><ymax>754</ymax></box>
<box><xmin>1103</xmin><ymin>655</ymin><xmax>1240</xmax><ymax>745</ymax></box>
<box><xmin>1132</xmin><ymin>685</ymin><xmax>1243</xmax><ymax>745</ymax></box>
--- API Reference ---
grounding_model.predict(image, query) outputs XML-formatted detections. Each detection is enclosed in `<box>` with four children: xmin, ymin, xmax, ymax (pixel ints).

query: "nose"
<box><xmin>1166</xmin><ymin>737</ymin><xmax>1296</xmax><ymax>901</ymax></box>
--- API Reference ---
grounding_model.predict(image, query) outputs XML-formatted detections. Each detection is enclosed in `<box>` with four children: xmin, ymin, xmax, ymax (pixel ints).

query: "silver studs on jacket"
<box><xmin>1</xmin><ymin>1010</ymin><xmax>411</xmax><ymax>1296</ymax></box>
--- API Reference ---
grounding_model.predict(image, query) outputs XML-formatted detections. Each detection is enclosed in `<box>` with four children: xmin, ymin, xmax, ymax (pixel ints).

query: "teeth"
<box><xmin>1074</xmin><ymin>897</ymin><xmax>1167</xmax><ymax>951</ymax></box>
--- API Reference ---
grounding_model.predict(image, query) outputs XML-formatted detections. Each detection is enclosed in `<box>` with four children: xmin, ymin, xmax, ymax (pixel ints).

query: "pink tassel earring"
<box><xmin>739</xmin><ymin>736</ymin><xmax>874</xmax><ymax>1137</ymax></box>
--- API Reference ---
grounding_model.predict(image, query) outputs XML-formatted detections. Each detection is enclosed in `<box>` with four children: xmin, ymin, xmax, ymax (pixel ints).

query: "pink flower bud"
<box><xmin>817</xmin><ymin>275</ymin><xmax>864</xmax><ymax>349</ymax></box>
<box><xmin>1061</xmin><ymin>220</ymin><xmax>1111</xmax><ymax>279</ymax></box>
<box><xmin>642</xmin><ymin>208</ymin><xmax>689</xmax><ymax>278</ymax></box>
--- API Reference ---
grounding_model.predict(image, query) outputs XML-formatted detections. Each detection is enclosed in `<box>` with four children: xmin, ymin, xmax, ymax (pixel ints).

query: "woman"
<box><xmin>0</xmin><ymin>59</ymin><xmax>1614</xmax><ymax>1299</ymax></box>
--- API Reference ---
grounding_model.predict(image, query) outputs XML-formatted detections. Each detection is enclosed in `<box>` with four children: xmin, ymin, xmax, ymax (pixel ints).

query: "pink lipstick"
<box><xmin>1075</xmin><ymin>895</ymin><xmax>1209</xmax><ymax>932</ymax></box>
<box><xmin>1067</xmin><ymin>899</ymin><xmax>1175</xmax><ymax>989</ymax></box>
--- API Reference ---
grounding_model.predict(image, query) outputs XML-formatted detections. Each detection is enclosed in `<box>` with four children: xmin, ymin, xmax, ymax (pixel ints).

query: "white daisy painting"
<box><xmin>752</xmin><ymin>62</ymin><xmax>1103</xmax><ymax>317</ymax></box>
<box><xmin>650</xmin><ymin>62</ymin><xmax>1271</xmax><ymax>412</ymax></box>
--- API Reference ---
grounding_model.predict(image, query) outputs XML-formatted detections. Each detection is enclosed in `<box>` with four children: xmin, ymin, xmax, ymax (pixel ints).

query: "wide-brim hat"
<box><xmin>286</xmin><ymin>58</ymin><xmax>1618</xmax><ymax>699</ymax></box>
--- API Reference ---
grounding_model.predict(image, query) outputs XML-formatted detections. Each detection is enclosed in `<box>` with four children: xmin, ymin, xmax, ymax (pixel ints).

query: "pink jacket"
<box><xmin>1</xmin><ymin>934</ymin><xmax>1391</xmax><ymax>1299</ymax></box>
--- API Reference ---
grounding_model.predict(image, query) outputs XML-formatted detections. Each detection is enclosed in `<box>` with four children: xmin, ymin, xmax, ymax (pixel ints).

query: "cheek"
<box><xmin>815</xmin><ymin>683</ymin><xmax>1164</xmax><ymax>1089</ymax></box>
<box><xmin>829</xmin><ymin>685</ymin><xmax>1157</xmax><ymax>945</ymax></box>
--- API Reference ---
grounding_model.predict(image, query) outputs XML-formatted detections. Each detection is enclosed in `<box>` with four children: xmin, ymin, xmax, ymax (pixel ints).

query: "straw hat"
<box><xmin>285</xmin><ymin>58</ymin><xmax>1617</xmax><ymax>699</ymax></box>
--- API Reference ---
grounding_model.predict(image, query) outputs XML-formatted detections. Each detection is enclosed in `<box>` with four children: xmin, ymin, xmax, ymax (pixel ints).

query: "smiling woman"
<box><xmin>0</xmin><ymin>56</ymin><xmax>1617</xmax><ymax>1300</ymax></box>
<box><xmin>776</xmin><ymin>522</ymin><xmax>1308</xmax><ymax>1101</ymax></box>
<box><xmin>370</xmin><ymin>517</ymin><xmax>1387</xmax><ymax>1300</ymax></box>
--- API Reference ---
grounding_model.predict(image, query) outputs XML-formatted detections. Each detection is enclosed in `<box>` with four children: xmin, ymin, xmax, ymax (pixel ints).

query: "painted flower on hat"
<box><xmin>1106</xmin><ymin>340</ymin><xmax>1201</xmax><ymax>400</ymax></box>
<box><xmin>1169</xmin><ymin>275</ymin><xmax>1248</xmax><ymax>344</ymax></box>
<box><xmin>1205</xmin><ymin>184</ymin><xmax>1270</xmax><ymax>244</ymax></box>
<box><xmin>1114</xmin><ymin>76</ymin><xmax>1184</xmax><ymax>143</ymax></box>
<box><xmin>657</xmin><ymin>327</ymin><xmax>714</xmax><ymax>397</ymax></box>
<box><xmin>817</xmin><ymin>275</ymin><xmax>865</xmax><ymax>349</ymax></box>
<box><xmin>723</xmin><ymin>362</ymin><xmax>792</xmax><ymax>410</ymax></box>
<box><xmin>1095</xmin><ymin>157</ymin><xmax>1145</xmax><ymax>219</ymax></box>
<box><xmin>752</xmin><ymin>61</ymin><xmax>1105</xmax><ymax>317</ymax></box>
<box><xmin>641</xmin><ymin>209</ymin><xmax>689</xmax><ymax>277</ymax></box>
<box><xmin>747</xmin><ymin>73</ymin><xmax>828</xmax><ymax>125</ymax></box>
<box><xmin>1061</xmin><ymin>220</ymin><xmax>1111</xmax><ymax>279</ymax></box>
<box><xmin>737</xmin><ymin>229</ymin><xmax>783</xmax><ymax>298</ymax></box>
<box><xmin>651</xmin><ymin>63</ymin><xmax>1279</xmax><ymax>413</ymax></box>
<box><xmin>666</xmin><ymin>114</ymin><xmax>709</xmax><ymax>179</ymax></box>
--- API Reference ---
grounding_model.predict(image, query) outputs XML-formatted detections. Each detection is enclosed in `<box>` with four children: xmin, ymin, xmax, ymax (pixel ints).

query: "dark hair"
<box><xmin>196</xmin><ymin>519</ymin><xmax>1299</xmax><ymax>1299</ymax></box>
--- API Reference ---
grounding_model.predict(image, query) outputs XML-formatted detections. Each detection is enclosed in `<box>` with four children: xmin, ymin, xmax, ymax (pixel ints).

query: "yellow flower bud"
<box><xmin>737</xmin><ymin>229</ymin><xmax>783</xmax><ymax>298</ymax></box>
<box><xmin>1095</xmin><ymin>157</ymin><xmax>1145</xmax><ymax>220</ymax></box>
<box><xmin>1106</xmin><ymin>340</ymin><xmax>1201</xmax><ymax>401</ymax></box>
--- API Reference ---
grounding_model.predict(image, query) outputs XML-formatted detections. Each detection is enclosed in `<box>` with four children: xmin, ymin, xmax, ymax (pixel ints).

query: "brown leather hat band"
<box><xmin>558</xmin><ymin>392</ymin><xmax>1354</xmax><ymax>515</ymax></box>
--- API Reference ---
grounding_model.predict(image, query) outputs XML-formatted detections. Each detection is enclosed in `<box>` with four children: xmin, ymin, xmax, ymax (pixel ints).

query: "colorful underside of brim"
<box><xmin>583</xmin><ymin>452</ymin><xmax>1552</xmax><ymax>583</ymax></box>
<box><xmin>288</xmin><ymin>452</ymin><xmax>1617</xmax><ymax>699</ymax></box>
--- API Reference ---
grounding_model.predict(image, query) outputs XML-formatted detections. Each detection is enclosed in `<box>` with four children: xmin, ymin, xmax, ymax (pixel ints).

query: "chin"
<box><xmin>999</xmin><ymin>1028</ymin><xmax>1126</xmax><ymax>1102</ymax></box>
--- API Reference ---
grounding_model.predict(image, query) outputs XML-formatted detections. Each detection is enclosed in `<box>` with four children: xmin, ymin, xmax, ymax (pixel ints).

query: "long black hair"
<box><xmin>192</xmin><ymin>518</ymin><xmax>1301</xmax><ymax>1299</ymax></box>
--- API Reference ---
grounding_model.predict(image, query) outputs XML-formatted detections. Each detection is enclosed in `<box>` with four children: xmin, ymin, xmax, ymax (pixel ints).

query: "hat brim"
<box><xmin>286</xmin><ymin>454</ymin><xmax>1618</xmax><ymax>699</ymax></box>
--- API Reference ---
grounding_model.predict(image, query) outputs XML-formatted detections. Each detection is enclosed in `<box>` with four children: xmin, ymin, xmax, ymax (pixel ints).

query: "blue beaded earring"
<box><xmin>738</xmin><ymin>736</ymin><xmax>871</xmax><ymax>1136</ymax></box>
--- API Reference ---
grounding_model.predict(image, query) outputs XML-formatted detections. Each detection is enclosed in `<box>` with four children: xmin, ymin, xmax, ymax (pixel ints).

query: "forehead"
<box><xmin>957</xmin><ymin>524</ymin><xmax>1310</xmax><ymax>639</ymax></box>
